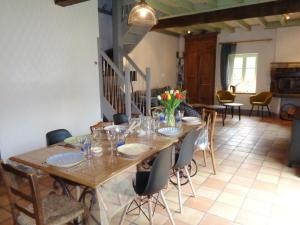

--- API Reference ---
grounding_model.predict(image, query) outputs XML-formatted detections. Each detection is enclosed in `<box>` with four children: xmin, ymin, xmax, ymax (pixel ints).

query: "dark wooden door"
<box><xmin>184</xmin><ymin>33</ymin><xmax>217</xmax><ymax>105</ymax></box>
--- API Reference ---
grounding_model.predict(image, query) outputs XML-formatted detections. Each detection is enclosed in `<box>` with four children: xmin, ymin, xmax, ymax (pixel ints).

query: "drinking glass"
<box><xmin>83</xmin><ymin>137</ymin><xmax>92</xmax><ymax>159</ymax></box>
<box><xmin>106</xmin><ymin>130</ymin><xmax>116</xmax><ymax>152</ymax></box>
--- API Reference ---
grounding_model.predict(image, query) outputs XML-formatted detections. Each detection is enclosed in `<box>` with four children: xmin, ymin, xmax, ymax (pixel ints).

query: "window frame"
<box><xmin>227</xmin><ymin>53</ymin><xmax>258</xmax><ymax>94</ymax></box>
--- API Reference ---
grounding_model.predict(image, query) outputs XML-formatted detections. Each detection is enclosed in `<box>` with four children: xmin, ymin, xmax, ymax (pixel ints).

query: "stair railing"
<box><xmin>124</xmin><ymin>54</ymin><xmax>151</xmax><ymax>116</ymax></box>
<box><xmin>100</xmin><ymin>49</ymin><xmax>132</xmax><ymax>118</ymax></box>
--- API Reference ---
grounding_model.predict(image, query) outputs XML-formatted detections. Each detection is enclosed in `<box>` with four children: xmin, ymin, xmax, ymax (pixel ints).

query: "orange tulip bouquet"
<box><xmin>157</xmin><ymin>89</ymin><xmax>186</xmax><ymax>126</ymax></box>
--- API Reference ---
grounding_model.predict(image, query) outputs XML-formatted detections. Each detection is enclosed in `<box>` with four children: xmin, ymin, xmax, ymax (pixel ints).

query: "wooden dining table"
<box><xmin>9</xmin><ymin>123</ymin><xmax>203</xmax><ymax>224</ymax></box>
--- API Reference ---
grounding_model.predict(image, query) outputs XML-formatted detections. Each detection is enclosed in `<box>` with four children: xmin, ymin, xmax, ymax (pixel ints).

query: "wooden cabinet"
<box><xmin>184</xmin><ymin>33</ymin><xmax>217</xmax><ymax>105</ymax></box>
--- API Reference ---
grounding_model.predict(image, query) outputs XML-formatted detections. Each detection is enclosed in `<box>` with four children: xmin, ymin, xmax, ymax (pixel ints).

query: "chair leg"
<box><xmin>148</xmin><ymin>196</ymin><xmax>153</xmax><ymax>225</ymax></box>
<box><xmin>267</xmin><ymin>105</ymin><xmax>271</xmax><ymax>117</ymax></box>
<box><xmin>261</xmin><ymin>106</ymin><xmax>264</xmax><ymax>119</ymax></box>
<box><xmin>202</xmin><ymin>150</ymin><xmax>207</xmax><ymax>167</ymax></box>
<box><xmin>184</xmin><ymin>166</ymin><xmax>196</xmax><ymax>197</ymax></box>
<box><xmin>257</xmin><ymin>106</ymin><xmax>260</xmax><ymax>116</ymax></box>
<box><xmin>160</xmin><ymin>191</ymin><xmax>175</xmax><ymax>225</ymax></box>
<box><xmin>249</xmin><ymin>105</ymin><xmax>254</xmax><ymax>117</ymax></box>
<box><xmin>176</xmin><ymin>170</ymin><xmax>183</xmax><ymax>213</ymax></box>
<box><xmin>210</xmin><ymin>148</ymin><xmax>217</xmax><ymax>175</ymax></box>
<box><xmin>119</xmin><ymin>203</ymin><xmax>130</xmax><ymax>225</ymax></box>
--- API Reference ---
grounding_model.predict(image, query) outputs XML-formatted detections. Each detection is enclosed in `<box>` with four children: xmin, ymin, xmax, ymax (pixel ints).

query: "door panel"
<box><xmin>184</xmin><ymin>33</ymin><xmax>217</xmax><ymax>105</ymax></box>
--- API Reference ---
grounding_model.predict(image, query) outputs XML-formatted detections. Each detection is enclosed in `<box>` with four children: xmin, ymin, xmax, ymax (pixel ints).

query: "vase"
<box><xmin>166</xmin><ymin>110</ymin><xmax>176</xmax><ymax>127</ymax></box>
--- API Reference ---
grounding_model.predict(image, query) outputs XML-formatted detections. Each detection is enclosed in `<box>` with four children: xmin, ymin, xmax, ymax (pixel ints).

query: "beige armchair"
<box><xmin>249</xmin><ymin>92</ymin><xmax>272</xmax><ymax>118</ymax></box>
<box><xmin>216</xmin><ymin>90</ymin><xmax>236</xmax><ymax>104</ymax></box>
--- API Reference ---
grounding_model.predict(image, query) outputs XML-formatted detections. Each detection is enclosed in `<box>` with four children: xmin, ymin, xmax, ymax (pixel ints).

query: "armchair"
<box><xmin>249</xmin><ymin>92</ymin><xmax>272</xmax><ymax>118</ymax></box>
<box><xmin>216</xmin><ymin>90</ymin><xmax>236</xmax><ymax>105</ymax></box>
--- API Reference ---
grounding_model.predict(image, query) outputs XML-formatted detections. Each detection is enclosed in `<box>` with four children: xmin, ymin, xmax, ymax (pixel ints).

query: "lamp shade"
<box><xmin>128</xmin><ymin>0</ymin><xmax>157</xmax><ymax>26</ymax></box>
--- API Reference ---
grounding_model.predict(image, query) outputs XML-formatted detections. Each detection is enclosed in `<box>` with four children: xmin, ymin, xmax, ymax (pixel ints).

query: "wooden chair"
<box><xmin>200</xmin><ymin>109</ymin><xmax>217</xmax><ymax>175</ymax></box>
<box><xmin>90</xmin><ymin>121</ymin><xmax>113</xmax><ymax>133</ymax></box>
<box><xmin>0</xmin><ymin>162</ymin><xmax>85</xmax><ymax>225</ymax></box>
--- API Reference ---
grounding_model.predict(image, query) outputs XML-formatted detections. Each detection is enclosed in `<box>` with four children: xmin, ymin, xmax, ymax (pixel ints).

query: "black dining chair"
<box><xmin>113</xmin><ymin>113</ymin><xmax>129</xmax><ymax>125</ymax></box>
<box><xmin>121</xmin><ymin>147</ymin><xmax>175</xmax><ymax>225</ymax></box>
<box><xmin>173</xmin><ymin>129</ymin><xmax>200</xmax><ymax>213</ymax></box>
<box><xmin>46</xmin><ymin>129</ymin><xmax>72</xmax><ymax>146</ymax></box>
<box><xmin>45</xmin><ymin>129</ymin><xmax>78</xmax><ymax>198</ymax></box>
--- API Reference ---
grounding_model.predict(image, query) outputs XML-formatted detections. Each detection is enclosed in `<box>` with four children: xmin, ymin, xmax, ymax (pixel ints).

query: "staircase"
<box><xmin>100</xmin><ymin>0</ymin><xmax>154</xmax><ymax>121</ymax></box>
<box><xmin>122</xmin><ymin>1</ymin><xmax>152</xmax><ymax>54</ymax></box>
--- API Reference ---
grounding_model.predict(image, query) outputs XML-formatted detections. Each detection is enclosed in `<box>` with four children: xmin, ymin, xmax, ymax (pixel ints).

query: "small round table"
<box><xmin>204</xmin><ymin>105</ymin><xmax>226</xmax><ymax>126</ymax></box>
<box><xmin>224</xmin><ymin>103</ymin><xmax>244</xmax><ymax>120</ymax></box>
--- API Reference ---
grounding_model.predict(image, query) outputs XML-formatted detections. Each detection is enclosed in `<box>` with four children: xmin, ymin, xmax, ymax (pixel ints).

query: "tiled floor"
<box><xmin>1</xmin><ymin>116</ymin><xmax>299</xmax><ymax>225</ymax></box>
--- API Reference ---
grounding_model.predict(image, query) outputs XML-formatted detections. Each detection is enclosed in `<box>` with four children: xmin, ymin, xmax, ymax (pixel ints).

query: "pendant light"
<box><xmin>128</xmin><ymin>0</ymin><xmax>157</xmax><ymax>26</ymax></box>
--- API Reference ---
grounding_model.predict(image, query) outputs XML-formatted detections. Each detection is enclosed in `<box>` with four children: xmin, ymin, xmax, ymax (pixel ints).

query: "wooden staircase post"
<box><xmin>146</xmin><ymin>67</ymin><xmax>151</xmax><ymax>116</ymax></box>
<box><xmin>125</xmin><ymin>67</ymin><xmax>132</xmax><ymax>118</ymax></box>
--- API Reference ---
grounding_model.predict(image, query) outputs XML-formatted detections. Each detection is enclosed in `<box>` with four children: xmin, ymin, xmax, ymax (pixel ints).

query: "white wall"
<box><xmin>214</xmin><ymin>25</ymin><xmax>300</xmax><ymax>113</ymax></box>
<box><xmin>215</xmin><ymin>26</ymin><xmax>277</xmax><ymax>111</ymax></box>
<box><xmin>129</xmin><ymin>32</ymin><xmax>179</xmax><ymax>89</ymax></box>
<box><xmin>0</xmin><ymin>0</ymin><xmax>100</xmax><ymax>160</ymax></box>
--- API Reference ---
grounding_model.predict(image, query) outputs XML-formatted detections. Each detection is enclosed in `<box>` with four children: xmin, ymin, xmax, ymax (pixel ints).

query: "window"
<box><xmin>228</xmin><ymin>53</ymin><xmax>258</xmax><ymax>93</ymax></box>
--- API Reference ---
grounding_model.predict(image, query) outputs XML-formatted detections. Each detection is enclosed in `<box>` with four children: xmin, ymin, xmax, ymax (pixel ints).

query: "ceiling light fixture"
<box><xmin>284</xmin><ymin>14</ymin><xmax>291</xmax><ymax>20</ymax></box>
<box><xmin>128</xmin><ymin>0</ymin><xmax>157</xmax><ymax>26</ymax></box>
<box><xmin>187</xmin><ymin>30</ymin><xmax>192</xmax><ymax>34</ymax></box>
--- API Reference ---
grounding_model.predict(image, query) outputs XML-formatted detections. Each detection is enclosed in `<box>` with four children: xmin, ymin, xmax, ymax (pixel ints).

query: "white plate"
<box><xmin>46</xmin><ymin>152</ymin><xmax>84</xmax><ymax>168</ymax></box>
<box><xmin>157</xmin><ymin>127</ymin><xmax>182</xmax><ymax>137</ymax></box>
<box><xmin>104</xmin><ymin>125</ymin><xmax>126</xmax><ymax>132</ymax></box>
<box><xmin>182</xmin><ymin>117</ymin><xmax>200</xmax><ymax>123</ymax></box>
<box><xmin>117</xmin><ymin>143</ymin><xmax>151</xmax><ymax>157</ymax></box>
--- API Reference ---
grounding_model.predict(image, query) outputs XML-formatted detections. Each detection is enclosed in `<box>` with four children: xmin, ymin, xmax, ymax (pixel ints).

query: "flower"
<box><xmin>170</xmin><ymin>89</ymin><xmax>174</xmax><ymax>94</ymax></box>
<box><xmin>167</xmin><ymin>94</ymin><xmax>171</xmax><ymax>100</ymax></box>
<box><xmin>157</xmin><ymin>95</ymin><xmax>161</xmax><ymax>100</ymax></box>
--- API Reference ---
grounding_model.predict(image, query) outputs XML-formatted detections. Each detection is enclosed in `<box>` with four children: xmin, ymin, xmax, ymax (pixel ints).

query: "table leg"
<box><xmin>231</xmin><ymin>106</ymin><xmax>234</xmax><ymax>118</ymax></box>
<box><xmin>239</xmin><ymin>106</ymin><xmax>241</xmax><ymax>120</ymax></box>
<box><xmin>225</xmin><ymin>106</ymin><xmax>227</xmax><ymax>119</ymax></box>
<box><xmin>222</xmin><ymin>108</ymin><xmax>225</xmax><ymax>126</ymax></box>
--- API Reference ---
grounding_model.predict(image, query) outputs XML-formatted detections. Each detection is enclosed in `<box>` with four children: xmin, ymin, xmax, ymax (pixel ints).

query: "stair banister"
<box><xmin>125</xmin><ymin>67</ymin><xmax>132</xmax><ymax>118</ymax></box>
<box><xmin>146</xmin><ymin>67</ymin><xmax>151</xmax><ymax>116</ymax></box>
<box><xmin>124</xmin><ymin>54</ymin><xmax>147</xmax><ymax>79</ymax></box>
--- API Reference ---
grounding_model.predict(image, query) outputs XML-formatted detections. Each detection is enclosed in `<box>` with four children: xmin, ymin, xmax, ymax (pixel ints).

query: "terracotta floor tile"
<box><xmin>208</xmin><ymin>202</ymin><xmax>239</xmax><ymax>221</ymax></box>
<box><xmin>235</xmin><ymin>209</ymin><xmax>268</xmax><ymax>225</ymax></box>
<box><xmin>202</xmin><ymin>178</ymin><xmax>227</xmax><ymax>190</ymax></box>
<box><xmin>252</xmin><ymin>180</ymin><xmax>278</xmax><ymax>193</ymax></box>
<box><xmin>217</xmin><ymin>192</ymin><xmax>244</xmax><ymax>207</ymax></box>
<box><xmin>199</xmin><ymin>213</ymin><xmax>233</xmax><ymax>225</ymax></box>
<box><xmin>256</xmin><ymin>173</ymin><xmax>279</xmax><ymax>184</ymax></box>
<box><xmin>173</xmin><ymin>207</ymin><xmax>204</xmax><ymax>225</ymax></box>
<box><xmin>242</xmin><ymin>198</ymin><xmax>272</xmax><ymax>216</ymax></box>
<box><xmin>230</xmin><ymin>176</ymin><xmax>254</xmax><ymax>188</ymax></box>
<box><xmin>184</xmin><ymin>196</ymin><xmax>214</xmax><ymax>212</ymax></box>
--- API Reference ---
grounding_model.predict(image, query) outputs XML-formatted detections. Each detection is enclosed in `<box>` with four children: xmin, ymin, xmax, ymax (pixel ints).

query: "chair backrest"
<box><xmin>174</xmin><ymin>129</ymin><xmax>201</xmax><ymax>169</ymax></box>
<box><xmin>113</xmin><ymin>113</ymin><xmax>129</xmax><ymax>125</ymax></box>
<box><xmin>90</xmin><ymin>121</ymin><xmax>113</xmax><ymax>133</ymax></box>
<box><xmin>46</xmin><ymin>129</ymin><xmax>72</xmax><ymax>146</ymax></box>
<box><xmin>178</xmin><ymin>102</ymin><xmax>200</xmax><ymax>118</ymax></box>
<box><xmin>202</xmin><ymin>109</ymin><xmax>217</xmax><ymax>150</ymax></box>
<box><xmin>143</xmin><ymin>147</ymin><xmax>173</xmax><ymax>196</ymax></box>
<box><xmin>0</xmin><ymin>162</ymin><xmax>44</xmax><ymax>225</ymax></box>
<box><xmin>250</xmin><ymin>92</ymin><xmax>272</xmax><ymax>104</ymax></box>
<box><xmin>217</xmin><ymin>90</ymin><xmax>235</xmax><ymax>101</ymax></box>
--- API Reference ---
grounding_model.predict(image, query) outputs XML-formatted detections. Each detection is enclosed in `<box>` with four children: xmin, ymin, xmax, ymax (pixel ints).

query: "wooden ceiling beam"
<box><xmin>256</xmin><ymin>17</ymin><xmax>267</xmax><ymax>28</ymax></box>
<box><xmin>210</xmin><ymin>22</ymin><xmax>235</xmax><ymax>33</ymax></box>
<box><xmin>266</xmin><ymin>19</ymin><xmax>300</xmax><ymax>29</ymax></box>
<box><xmin>54</xmin><ymin>0</ymin><xmax>90</xmax><ymax>6</ymax></box>
<box><xmin>236</xmin><ymin>20</ymin><xmax>251</xmax><ymax>31</ymax></box>
<box><xmin>152</xmin><ymin>0</ymin><xmax>300</xmax><ymax>30</ymax></box>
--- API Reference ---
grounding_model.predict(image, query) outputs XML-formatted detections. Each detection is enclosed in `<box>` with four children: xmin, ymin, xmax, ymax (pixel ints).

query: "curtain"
<box><xmin>220</xmin><ymin>43</ymin><xmax>236</xmax><ymax>90</ymax></box>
